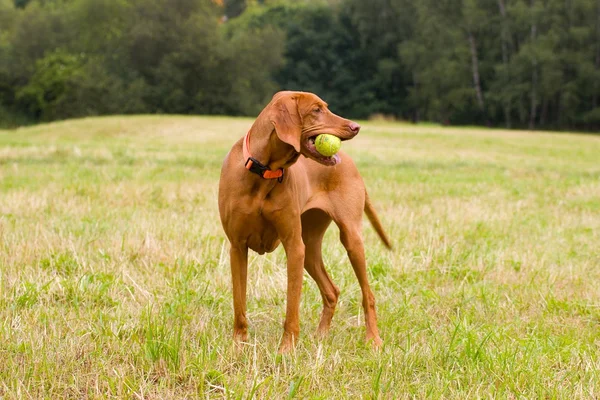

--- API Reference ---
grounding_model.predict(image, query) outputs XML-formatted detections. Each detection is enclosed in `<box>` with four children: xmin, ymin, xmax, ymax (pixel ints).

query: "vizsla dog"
<box><xmin>218</xmin><ymin>91</ymin><xmax>391</xmax><ymax>353</ymax></box>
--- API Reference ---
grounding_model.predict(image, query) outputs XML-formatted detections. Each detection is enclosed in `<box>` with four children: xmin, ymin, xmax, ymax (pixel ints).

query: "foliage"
<box><xmin>1</xmin><ymin>0</ymin><xmax>600</xmax><ymax>130</ymax></box>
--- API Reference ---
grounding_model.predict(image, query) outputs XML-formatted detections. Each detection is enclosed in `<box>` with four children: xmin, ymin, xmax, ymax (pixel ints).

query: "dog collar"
<box><xmin>242</xmin><ymin>131</ymin><xmax>284</xmax><ymax>182</ymax></box>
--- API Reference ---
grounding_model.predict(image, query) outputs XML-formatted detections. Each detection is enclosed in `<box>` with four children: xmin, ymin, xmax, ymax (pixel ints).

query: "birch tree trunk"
<box><xmin>594</xmin><ymin>0</ymin><xmax>600</xmax><ymax>109</ymax></box>
<box><xmin>497</xmin><ymin>0</ymin><xmax>512</xmax><ymax>128</ymax></box>
<box><xmin>468</xmin><ymin>31</ymin><xmax>485</xmax><ymax>113</ymax></box>
<box><xmin>529</xmin><ymin>0</ymin><xmax>538</xmax><ymax>130</ymax></box>
<box><xmin>412</xmin><ymin>71</ymin><xmax>420</xmax><ymax>123</ymax></box>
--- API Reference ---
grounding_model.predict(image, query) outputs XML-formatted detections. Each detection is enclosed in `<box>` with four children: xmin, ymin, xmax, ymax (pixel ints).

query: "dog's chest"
<box><xmin>243</xmin><ymin>213</ymin><xmax>280</xmax><ymax>255</ymax></box>
<box><xmin>224</xmin><ymin>197</ymin><xmax>282</xmax><ymax>254</ymax></box>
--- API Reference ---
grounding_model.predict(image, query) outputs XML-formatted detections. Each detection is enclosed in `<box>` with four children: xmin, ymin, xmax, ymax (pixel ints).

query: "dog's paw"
<box><xmin>233</xmin><ymin>331</ymin><xmax>249</xmax><ymax>352</ymax></box>
<box><xmin>315</xmin><ymin>325</ymin><xmax>330</xmax><ymax>340</ymax></box>
<box><xmin>367</xmin><ymin>334</ymin><xmax>383</xmax><ymax>350</ymax></box>
<box><xmin>277</xmin><ymin>332</ymin><xmax>298</xmax><ymax>354</ymax></box>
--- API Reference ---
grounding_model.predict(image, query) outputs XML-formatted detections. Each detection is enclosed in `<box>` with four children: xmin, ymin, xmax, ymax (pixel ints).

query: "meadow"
<box><xmin>1</xmin><ymin>116</ymin><xmax>599</xmax><ymax>398</ymax></box>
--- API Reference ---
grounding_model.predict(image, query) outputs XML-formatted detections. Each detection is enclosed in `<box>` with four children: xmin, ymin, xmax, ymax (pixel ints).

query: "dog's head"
<box><xmin>266</xmin><ymin>91</ymin><xmax>360</xmax><ymax>166</ymax></box>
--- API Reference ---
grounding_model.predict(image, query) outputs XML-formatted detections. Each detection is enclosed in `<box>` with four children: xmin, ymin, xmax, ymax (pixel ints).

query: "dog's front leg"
<box><xmin>230</xmin><ymin>245</ymin><xmax>249</xmax><ymax>344</ymax></box>
<box><xmin>280</xmin><ymin>235</ymin><xmax>305</xmax><ymax>354</ymax></box>
<box><xmin>272</xmin><ymin>216</ymin><xmax>305</xmax><ymax>354</ymax></box>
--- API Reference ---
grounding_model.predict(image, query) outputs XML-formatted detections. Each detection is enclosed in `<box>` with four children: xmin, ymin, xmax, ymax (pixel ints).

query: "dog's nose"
<box><xmin>349</xmin><ymin>122</ymin><xmax>361</xmax><ymax>134</ymax></box>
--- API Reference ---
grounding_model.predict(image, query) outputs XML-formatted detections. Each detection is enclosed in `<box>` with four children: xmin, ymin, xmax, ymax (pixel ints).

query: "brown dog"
<box><xmin>218</xmin><ymin>91</ymin><xmax>391</xmax><ymax>353</ymax></box>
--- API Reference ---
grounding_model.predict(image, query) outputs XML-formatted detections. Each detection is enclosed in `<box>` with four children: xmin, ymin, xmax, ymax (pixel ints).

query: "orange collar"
<box><xmin>242</xmin><ymin>131</ymin><xmax>284</xmax><ymax>182</ymax></box>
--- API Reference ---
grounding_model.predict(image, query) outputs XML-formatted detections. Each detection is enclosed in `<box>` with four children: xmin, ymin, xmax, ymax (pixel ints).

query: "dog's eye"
<box><xmin>313</xmin><ymin>107</ymin><xmax>321</xmax><ymax>113</ymax></box>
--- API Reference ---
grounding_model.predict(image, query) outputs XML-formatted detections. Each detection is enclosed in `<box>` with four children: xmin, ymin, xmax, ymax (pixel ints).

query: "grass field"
<box><xmin>1</xmin><ymin>116</ymin><xmax>599</xmax><ymax>398</ymax></box>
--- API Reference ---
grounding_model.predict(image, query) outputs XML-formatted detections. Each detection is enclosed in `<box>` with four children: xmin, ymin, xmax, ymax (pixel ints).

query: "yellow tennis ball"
<box><xmin>315</xmin><ymin>134</ymin><xmax>341</xmax><ymax>157</ymax></box>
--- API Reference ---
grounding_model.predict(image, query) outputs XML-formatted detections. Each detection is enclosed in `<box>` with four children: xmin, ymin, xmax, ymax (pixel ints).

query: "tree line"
<box><xmin>1</xmin><ymin>0</ymin><xmax>599</xmax><ymax>131</ymax></box>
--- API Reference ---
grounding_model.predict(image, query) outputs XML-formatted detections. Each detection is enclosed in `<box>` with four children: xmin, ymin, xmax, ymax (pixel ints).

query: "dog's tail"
<box><xmin>364</xmin><ymin>191</ymin><xmax>392</xmax><ymax>250</ymax></box>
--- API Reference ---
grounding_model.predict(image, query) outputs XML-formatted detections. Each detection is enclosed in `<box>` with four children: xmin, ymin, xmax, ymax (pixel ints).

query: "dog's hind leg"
<box><xmin>336</xmin><ymin>217</ymin><xmax>383</xmax><ymax>348</ymax></box>
<box><xmin>301</xmin><ymin>208</ymin><xmax>340</xmax><ymax>338</ymax></box>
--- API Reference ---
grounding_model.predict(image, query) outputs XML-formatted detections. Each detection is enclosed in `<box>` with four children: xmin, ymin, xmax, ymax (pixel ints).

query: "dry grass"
<box><xmin>1</xmin><ymin>116</ymin><xmax>599</xmax><ymax>398</ymax></box>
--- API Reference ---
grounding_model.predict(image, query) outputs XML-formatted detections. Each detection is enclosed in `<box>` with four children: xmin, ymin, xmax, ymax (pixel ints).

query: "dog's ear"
<box><xmin>269</xmin><ymin>93</ymin><xmax>302</xmax><ymax>152</ymax></box>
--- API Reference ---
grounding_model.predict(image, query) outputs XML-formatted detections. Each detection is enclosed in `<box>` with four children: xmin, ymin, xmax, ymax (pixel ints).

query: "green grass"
<box><xmin>1</xmin><ymin>115</ymin><xmax>599</xmax><ymax>398</ymax></box>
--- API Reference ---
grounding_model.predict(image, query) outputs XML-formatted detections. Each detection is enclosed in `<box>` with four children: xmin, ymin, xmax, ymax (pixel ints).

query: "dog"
<box><xmin>218</xmin><ymin>91</ymin><xmax>391</xmax><ymax>353</ymax></box>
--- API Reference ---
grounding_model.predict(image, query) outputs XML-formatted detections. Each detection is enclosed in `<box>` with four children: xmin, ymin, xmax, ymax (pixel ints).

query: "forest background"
<box><xmin>1</xmin><ymin>0</ymin><xmax>600</xmax><ymax>131</ymax></box>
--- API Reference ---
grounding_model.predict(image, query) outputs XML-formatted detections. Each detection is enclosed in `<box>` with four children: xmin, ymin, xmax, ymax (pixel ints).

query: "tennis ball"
<box><xmin>315</xmin><ymin>134</ymin><xmax>341</xmax><ymax>157</ymax></box>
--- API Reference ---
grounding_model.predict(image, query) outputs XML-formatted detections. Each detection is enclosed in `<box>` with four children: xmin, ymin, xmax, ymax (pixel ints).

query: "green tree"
<box><xmin>1</xmin><ymin>0</ymin><xmax>599</xmax><ymax>130</ymax></box>
<box><xmin>15</xmin><ymin>51</ymin><xmax>86</xmax><ymax>120</ymax></box>
<box><xmin>400</xmin><ymin>1</ymin><xmax>476</xmax><ymax>124</ymax></box>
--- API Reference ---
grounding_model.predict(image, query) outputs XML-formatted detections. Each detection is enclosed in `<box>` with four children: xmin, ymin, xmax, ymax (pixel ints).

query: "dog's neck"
<box><xmin>247</xmin><ymin>119</ymin><xmax>300</xmax><ymax>172</ymax></box>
